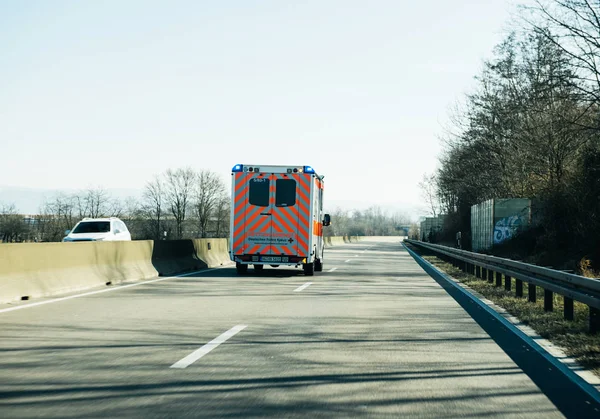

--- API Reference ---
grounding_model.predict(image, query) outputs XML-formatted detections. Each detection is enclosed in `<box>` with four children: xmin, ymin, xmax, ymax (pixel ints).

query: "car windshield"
<box><xmin>72</xmin><ymin>221</ymin><xmax>110</xmax><ymax>234</ymax></box>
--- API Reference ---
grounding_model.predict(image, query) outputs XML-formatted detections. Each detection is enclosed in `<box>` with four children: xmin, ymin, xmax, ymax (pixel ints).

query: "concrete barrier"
<box><xmin>150</xmin><ymin>238</ymin><xmax>231</xmax><ymax>276</ymax></box>
<box><xmin>0</xmin><ymin>236</ymin><xmax>352</xmax><ymax>305</ymax></box>
<box><xmin>193</xmin><ymin>239</ymin><xmax>231</xmax><ymax>269</ymax></box>
<box><xmin>325</xmin><ymin>236</ymin><xmax>360</xmax><ymax>247</ymax></box>
<box><xmin>0</xmin><ymin>238</ymin><xmax>232</xmax><ymax>304</ymax></box>
<box><xmin>0</xmin><ymin>240</ymin><xmax>158</xmax><ymax>304</ymax></box>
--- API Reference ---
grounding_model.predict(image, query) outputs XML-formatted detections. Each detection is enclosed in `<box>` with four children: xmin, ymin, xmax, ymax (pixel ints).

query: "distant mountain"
<box><xmin>0</xmin><ymin>186</ymin><xmax>142</xmax><ymax>215</ymax></box>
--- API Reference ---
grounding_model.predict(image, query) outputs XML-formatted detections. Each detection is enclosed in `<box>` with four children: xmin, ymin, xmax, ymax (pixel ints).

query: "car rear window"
<box><xmin>276</xmin><ymin>179</ymin><xmax>296</xmax><ymax>207</ymax></box>
<box><xmin>249</xmin><ymin>178</ymin><xmax>270</xmax><ymax>207</ymax></box>
<box><xmin>72</xmin><ymin>221</ymin><xmax>110</xmax><ymax>234</ymax></box>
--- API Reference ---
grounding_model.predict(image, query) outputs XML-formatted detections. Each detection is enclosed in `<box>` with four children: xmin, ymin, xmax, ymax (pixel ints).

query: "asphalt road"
<box><xmin>0</xmin><ymin>238</ymin><xmax>575</xmax><ymax>418</ymax></box>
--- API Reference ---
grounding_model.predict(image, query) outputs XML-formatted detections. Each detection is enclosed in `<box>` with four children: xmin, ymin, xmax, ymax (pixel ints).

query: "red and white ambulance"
<box><xmin>229</xmin><ymin>164</ymin><xmax>330</xmax><ymax>275</ymax></box>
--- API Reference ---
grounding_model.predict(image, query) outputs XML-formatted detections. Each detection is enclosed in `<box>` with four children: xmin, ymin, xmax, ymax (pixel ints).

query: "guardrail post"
<box><xmin>476</xmin><ymin>266</ymin><xmax>481</xmax><ymax>278</ymax></box>
<box><xmin>487</xmin><ymin>269</ymin><xmax>493</xmax><ymax>283</ymax></box>
<box><xmin>544</xmin><ymin>290</ymin><xmax>553</xmax><ymax>312</ymax></box>
<box><xmin>564</xmin><ymin>297</ymin><xmax>574</xmax><ymax>321</ymax></box>
<box><xmin>528</xmin><ymin>283</ymin><xmax>537</xmax><ymax>303</ymax></box>
<box><xmin>505</xmin><ymin>275</ymin><xmax>511</xmax><ymax>291</ymax></box>
<box><xmin>495</xmin><ymin>272</ymin><xmax>502</xmax><ymax>287</ymax></box>
<box><xmin>590</xmin><ymin>307</ymin><xmax>600</xmax><ymax>334</ymax></box>
<box><xmin>516</xmin><ymin>279</ymin><xmax>523</xmax><ymax>297</ymax></box>
<box><xmin>482</xmin><ymin>268</ymin><xmax>487</xmax><ymax>280</ymax></box>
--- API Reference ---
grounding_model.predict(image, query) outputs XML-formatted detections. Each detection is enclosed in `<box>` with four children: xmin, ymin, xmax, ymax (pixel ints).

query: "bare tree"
<box><xmin>36</xmin><ymin>194</ymin><xmax>77</xmax><ymax>242</ymax></box>
<box><xmin>0</xmin><ymin>203</ymin><xmax>28</xmax><ymax>242</ymax></box>
<box><xmin>141</xmin><ymin>176</ymin><xmax>166</xmax><ymax>240</ymax></box>
<box><xmin>524</xmin><ymin>1</ymin><xmax>600</xmax><ymax>108</ymax></box>
<box><xmin>418</xmin><ymin>173</ymin><xmax>440</xmax><ymax>217</ymax></box>
<box><xmin>74</xmin><ymin>187</ymin><xmax>115</xmax><ymax>218</ymax></box>
<box><xmin>323</xmin><ymin>207</ymin><xmax>407</xmax><ymax>237</ymax></box>
<box><xmin>391</xmin><ymin>211</ymin><xmax>411</xmax><ymax>234</ymax></box>
<box><xmin>327</xmin><ymin>208</ymin><xmax>351</xmax><ymax>236</ymax></box>
<box><xmin>118</xmin><ymin>196</ymin><xmax>142</xmax><ymax>239</ymax></box>
<box><xmin>164</xmin><ymin>168</ymin><xmax>196</xmax><ymax>239</ymax></box>
<box><xmin>194</xmin><ymin>170</ymin><xmax>226</xmax><ymax>238</ymax></box>
<box><xmin>213</xmin><ymin>193</ymin><xmax>230</xmax><ymax>238</ymax></box>
<box><xmin>408</xmin><ymin>223</ymin><xmax>421</xmax><ymax>240</ymax></box>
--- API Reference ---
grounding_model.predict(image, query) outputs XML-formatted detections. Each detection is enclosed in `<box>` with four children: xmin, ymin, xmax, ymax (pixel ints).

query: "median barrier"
<box><xmin>151</xmin><ymin>239</ymin><xmax>205</xmax><ymax>276</ymax></box>
<box><xmin>1</xmin><ymin>235</ymin><xmax>352</xmax><ymax>305</ymax></box>
<box><xmin>0</xmin><ymin>240</ymin><xmax>157</xmax><ymax>304</ymax></box>
<box><xmin>0</xmin><ymin>238</ymin><xmax>233</xmax><ymax>304</ymax></box>
<box><xmin>193</xmin><ymin>239</ymin><xmax>231</xmax><ymax>269</ymax></box>
<box><xmin>325</xmin><ymin>236</ymin><xmax>359</xmax><ymax>247</ymax></box>
<box><xmin>325</xmin><ymin>236</ymin><xmax>339</xmax><ymax>247</ymax></box>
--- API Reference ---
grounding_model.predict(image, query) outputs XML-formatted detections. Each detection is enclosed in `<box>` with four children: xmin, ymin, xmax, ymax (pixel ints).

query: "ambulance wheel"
<box><xmin>315</xmin><ymin>259</ymin><xmax>323</xmax><ymax>272</ymax></box>
<box><xmin>303</xmin><ymin>263</ymin><xmax>314</xmax><ymax>276</ymax></box>
<box><xmin>236</xmin><ymin>262</ymin><xmax>248</xmax><ymax>275</ymax></box>
<box><xmin>254</xmin><ymin>264</ymin><xmax>264</xmax><ymax>273</ymax></box>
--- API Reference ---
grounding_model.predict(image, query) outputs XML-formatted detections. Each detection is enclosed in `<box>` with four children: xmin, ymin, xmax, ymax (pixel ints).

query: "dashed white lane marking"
<box><xmin>294</xmin><ymin>282</ymin><xmax>313</xmax><ymax>292</ymax></box>
<box><xmin>344</xmin><ymin>259</ymin><xmax>352</xmax><ymax>263</ymax></box>
<box><xmin>328</xmin><ymin>267</ymin><xmax>338</xmax><ymax>272</ymax></box>
<box><xmin>0</xmin><ymin>267</ymin><xmax>227</xmax><ymax>315</ymax></box>
<box><xmin>354</xmin><ymin>255</ymin><xmax>358</xmax><ymax>257</ymax></box>
<box><xmin>170</xmin><ymin>325</ymin><xmax>247</xmax><ymax>369</ymax></box>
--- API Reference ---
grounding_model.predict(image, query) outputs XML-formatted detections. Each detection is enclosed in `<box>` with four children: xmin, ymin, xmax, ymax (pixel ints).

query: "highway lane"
<box><xmin>0</xmin><ymin>238</ymin><xmax>567</xmax><ymax>418</ymax></box>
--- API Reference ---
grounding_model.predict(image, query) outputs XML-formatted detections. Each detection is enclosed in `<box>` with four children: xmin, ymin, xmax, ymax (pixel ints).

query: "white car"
<box><xmin>63</xmin><ymin>218</ymin><xmax>132</xmax><ymax>242</ymax></box>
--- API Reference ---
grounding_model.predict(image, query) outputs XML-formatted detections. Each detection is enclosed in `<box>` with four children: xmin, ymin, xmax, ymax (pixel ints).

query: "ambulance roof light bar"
<box><xmin>232</xmin><ymin>164</ymin><xmax>316</xmax><ymax>174</ymax></box>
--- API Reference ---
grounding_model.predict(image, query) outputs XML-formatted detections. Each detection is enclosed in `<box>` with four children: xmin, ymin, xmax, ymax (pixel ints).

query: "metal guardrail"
<box><xmin>405</xmin><ymin>239</ymin><xmax>600</xmax><ymax>333</ymax></box>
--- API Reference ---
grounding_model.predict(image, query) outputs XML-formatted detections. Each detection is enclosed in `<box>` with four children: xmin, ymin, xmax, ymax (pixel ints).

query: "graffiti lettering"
<box><xmin>493</xmin><ymin>215</ymin><xmax>523</xmax><ymax>244</ymax></box>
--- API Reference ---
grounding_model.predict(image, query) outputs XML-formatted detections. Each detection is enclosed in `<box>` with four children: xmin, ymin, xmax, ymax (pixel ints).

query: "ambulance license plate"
<box><xmin>261</xmin><ymin>256</ymin><xmax>288</xmax><ymax>263</ymax></box>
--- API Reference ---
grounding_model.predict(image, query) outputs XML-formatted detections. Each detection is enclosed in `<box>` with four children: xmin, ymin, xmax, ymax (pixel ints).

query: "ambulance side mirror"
<box><xmin>323</xmin><ymin>214</ymin><xmax>331</xmax><ymax>227</ymax></box>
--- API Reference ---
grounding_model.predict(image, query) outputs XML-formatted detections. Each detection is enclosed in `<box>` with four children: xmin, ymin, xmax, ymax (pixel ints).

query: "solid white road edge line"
<box><xmin>170</xmin><ymin>325</ymin><xmax>248</xmax><ymax>369</ymax></box>
<box><xmin>0</xmin><ymin>266</ymin><xmax>229</xmax><ymax>314</ymax></box>
<box><xmin>327</xmin><ymin>267</ymin><xmax>338</xmax><ymax>272</ymax></box>
<box><xmin>344</xmin><ymin>259</ymin><xmax>351</xmax><ymax>263</ymax></box>
<box><xmin>294</xmin><ymin>282</ymin><xmax>313</xmax><ymax>292</ymax></box>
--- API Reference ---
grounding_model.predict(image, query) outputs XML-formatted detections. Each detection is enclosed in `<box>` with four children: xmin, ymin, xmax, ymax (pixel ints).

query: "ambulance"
<box><xmin>229</xmin><ymin>164</ymin><xmax>331</xmax><ymax>275</ymax></box>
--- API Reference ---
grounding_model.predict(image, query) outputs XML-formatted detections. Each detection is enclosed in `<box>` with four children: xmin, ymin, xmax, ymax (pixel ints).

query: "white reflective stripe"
<box><xmin>170</xmin><ymin>325</ymin><xmax>248</xmax><ymax>369</ymax></box>
<box><xmin>294</xmin><ymin>282</ymin><xmax>312</xmax><ymax>292</ymax></box>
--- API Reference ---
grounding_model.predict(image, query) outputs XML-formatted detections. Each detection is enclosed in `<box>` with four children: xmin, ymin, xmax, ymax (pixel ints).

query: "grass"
<box><xmin>408</xmin><ymin>245</ymin><xmax>600</xmax><ymax>377</ymax></box>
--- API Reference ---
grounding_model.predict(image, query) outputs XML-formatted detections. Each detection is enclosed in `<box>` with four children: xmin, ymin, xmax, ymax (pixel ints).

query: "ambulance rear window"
<box><xmin>276</xmin><ymin>179</ymin><xmax>296</xmax><ymax>207</ymax></box>
<box><xmin>249</xmin><ymin>178</ymin><xmax>270</xmax><ymax>207</ymax></box>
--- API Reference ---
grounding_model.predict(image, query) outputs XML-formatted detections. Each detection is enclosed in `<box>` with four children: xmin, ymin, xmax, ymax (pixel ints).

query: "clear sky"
<box><xmin>0</xmin><ymin>0</ymin><xmax>518</xmax><ymax>216</ymax></box>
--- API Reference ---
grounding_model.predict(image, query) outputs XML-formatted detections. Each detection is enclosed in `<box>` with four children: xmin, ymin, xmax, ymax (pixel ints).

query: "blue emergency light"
<box><xmin>303</xmin><ymin>166</ymin><xmax>315</xmax><ymax>174</ymax></box>
<box><xmin>232</xmin><ymin>164</ymin><xmax>243</xmax><ymax>172</ymax></box>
